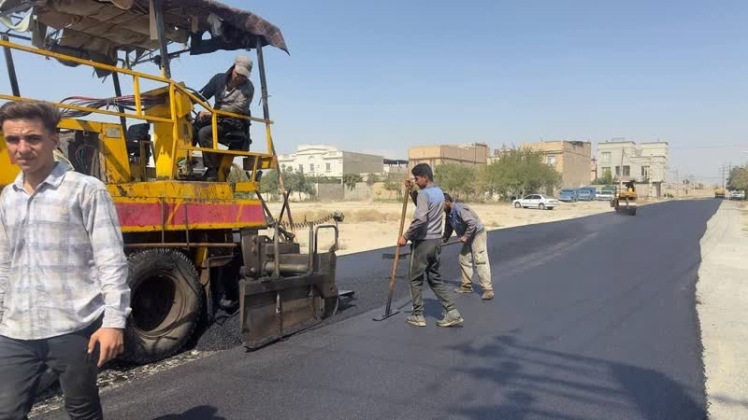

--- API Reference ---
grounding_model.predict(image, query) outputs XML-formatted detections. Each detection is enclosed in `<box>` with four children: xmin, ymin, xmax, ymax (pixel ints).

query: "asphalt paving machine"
<box><xmin>611</xmin><ymin>179</ymin><xmax>638</xmax><ymax>216</ymax></box>
<box><xmin>0</xmin><ymin>0</ymin><xmax>344</xmax><ymax>364</ymax></box>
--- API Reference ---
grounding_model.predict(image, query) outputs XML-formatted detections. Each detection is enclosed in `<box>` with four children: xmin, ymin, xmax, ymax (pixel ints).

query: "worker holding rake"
<box><xmin>398</xmin><ymin>164</ymin><xmax>463</xmax><ymax>328</ymax></box>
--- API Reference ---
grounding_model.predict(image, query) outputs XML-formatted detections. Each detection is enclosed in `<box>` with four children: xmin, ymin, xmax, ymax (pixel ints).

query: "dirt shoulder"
<box><xmin>696</xmin><ymin>200</ymin><xmax>748</xmax><ymax>419</ymax></box>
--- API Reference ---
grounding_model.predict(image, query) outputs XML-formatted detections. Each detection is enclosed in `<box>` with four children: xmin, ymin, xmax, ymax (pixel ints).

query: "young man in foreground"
<box><xmin>399</xmin><ymin>163</ymin><xmax>463</xmax><ymax>327</ymax></box>
<box><xmin>0</xmin><ymin>100</ymin><xmax>131</xmax><ymax>419</ymax></box>
<box><xmin>442</xmin><ymin>193</ymin><xmax>494</xmax><ymax>300</ymax></box>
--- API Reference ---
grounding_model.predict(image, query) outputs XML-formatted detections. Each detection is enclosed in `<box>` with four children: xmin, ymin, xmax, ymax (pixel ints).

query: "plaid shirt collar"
<box><xmin>12</xmin><ymin>162</ymin><xmax>67</xmax><ymax>192</ymax></box>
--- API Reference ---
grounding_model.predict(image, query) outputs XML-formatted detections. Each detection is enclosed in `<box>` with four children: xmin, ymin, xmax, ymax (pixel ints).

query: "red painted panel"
<box><xmin>116</xmin><ymin>203</ymin><xmax>162</xmax><ymax>227</ymax></box>
<box><xmin>115</xmin><ymin>202</ymin><xmax>265</xmax><ymax>229</ymax></box>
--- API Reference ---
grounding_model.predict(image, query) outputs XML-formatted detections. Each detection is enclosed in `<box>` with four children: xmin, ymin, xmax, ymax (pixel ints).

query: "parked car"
<box><xmin>558</xmin><ymin>189</ymin><xmax>578</xmax><ymax>202</ymax></box>
<box><xmin>596</xmin><ymin>186</ymin><xmax>615</xmax><ymax>201</ymax></box>
<box><xmin>513</xmin><ymin>194</ymin><xmax>559</xmax><ymax>210</ymax></box>
<box><xmin>730</xmin><ymin>190</ymin><xmax>746</xmax><ymax>200</ymax></box>
<box><xmin>577</xmin><ymin>187</ymin><xmax>596</xmax><ymax>201</ymax></box>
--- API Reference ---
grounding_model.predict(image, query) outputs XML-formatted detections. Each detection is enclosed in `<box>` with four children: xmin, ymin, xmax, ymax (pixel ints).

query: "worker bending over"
<box><xmin>442</xmin><ymin>193</ymin><xmax>494</xmax><ymax>300</ymax></box>
<box><xmin>399</xmin><ymin>163</ymin><xmax>463</xmax><ymax>328</ymax></box>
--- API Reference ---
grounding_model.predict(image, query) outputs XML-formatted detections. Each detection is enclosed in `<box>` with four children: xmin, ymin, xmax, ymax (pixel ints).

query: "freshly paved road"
<box><xmin>39</xmin><ymin>200</ymin><xmax>718</xmax><ymax>420</ymax></box>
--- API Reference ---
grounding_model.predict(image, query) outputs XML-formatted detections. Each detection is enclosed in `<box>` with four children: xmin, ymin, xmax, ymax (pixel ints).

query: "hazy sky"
<box><xmin>1</xmin><ymin>0</ymin><xmax>745</xmax><ymax>183</ymax></box>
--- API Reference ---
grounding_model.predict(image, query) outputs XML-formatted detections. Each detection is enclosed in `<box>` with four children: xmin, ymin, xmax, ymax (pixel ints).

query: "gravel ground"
<box><xmin>696</xmin><ymin>201</ymin><xmax>748</xmax><ymax>419</ymax></box>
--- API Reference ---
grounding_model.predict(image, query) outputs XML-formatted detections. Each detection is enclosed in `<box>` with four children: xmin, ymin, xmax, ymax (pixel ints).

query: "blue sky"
<box><xmin>1</xmin><ymin>0</ymin><xmax>746</xmax><ymax>183</ymax></box>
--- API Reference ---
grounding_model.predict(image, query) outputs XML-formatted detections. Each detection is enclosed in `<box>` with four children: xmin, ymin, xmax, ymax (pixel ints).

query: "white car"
<box><xmin>513</xmin><ymin>194</ymin><xmax>559</xmax><ymax>210</ymax></box>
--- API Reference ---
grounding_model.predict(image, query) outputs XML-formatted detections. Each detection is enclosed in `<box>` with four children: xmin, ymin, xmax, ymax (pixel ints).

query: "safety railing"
<box><xmin>0</xmin><ymin>37</ymin><xmax>277</xmax><ymax>168</ymax></box>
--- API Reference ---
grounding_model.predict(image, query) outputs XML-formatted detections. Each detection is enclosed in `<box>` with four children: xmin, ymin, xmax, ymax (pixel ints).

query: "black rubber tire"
<box><xmin>120</xmin><ymin>249</ymin><xmax>203</xmax><ymax>364</ymax></box>
<box><xmin>538</xmin><ymin>203</ymin><xmax>546</xmax><ymax>210</ymax></box>
<box><xmin>514</xmin><ymin>202</ymin><xmax>521</xmax><ymax>208</ymax></box>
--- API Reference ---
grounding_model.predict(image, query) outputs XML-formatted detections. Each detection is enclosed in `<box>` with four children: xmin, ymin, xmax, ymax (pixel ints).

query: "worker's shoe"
<box><xmin>454</xmin><ymin>286</ymin><xmax>473</xmax><ymax>294</ymax></box>
<box><xmin>436</xmin><ymin>310</ymin><xmax>464</xmax><ymax>327</ymax></box>
<box><xmin>482</xmin><ymin>290</ymin><xmax>495</xmax><ymax>300</ymax></box>
<box><xmin>406</xmin><ymin>314</ymin><xmax>426</xmax><ymax>327</ymax></box>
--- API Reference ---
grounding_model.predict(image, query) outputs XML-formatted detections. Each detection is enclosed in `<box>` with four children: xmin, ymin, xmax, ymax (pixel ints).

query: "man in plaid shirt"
<box><xmin>0</xmin><ymin>100</ymin><xmax>130</xmax><ymax>419</ymax></box>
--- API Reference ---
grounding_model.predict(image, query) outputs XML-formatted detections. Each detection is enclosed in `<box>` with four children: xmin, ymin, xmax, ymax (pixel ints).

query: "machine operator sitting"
<box><xmin>193</xmin><ymin>55</ymin><xmax>254</xmax><ymax>181</ymax></box>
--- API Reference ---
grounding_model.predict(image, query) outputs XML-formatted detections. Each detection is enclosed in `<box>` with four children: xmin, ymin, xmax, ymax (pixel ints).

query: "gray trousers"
<box><xmin>409</xmin><ymin>238</ymin><xmax>457</xmax><ymax>316</ymax></box>
<box><xmin>0</xmin><ymin>320</ymin><xmax>103</xmax><ymax>420</ymax></box>
<box><xmin>193</xmin><ymin>117</ymin><xmax>246</xmax><ymax>169</ymax></box>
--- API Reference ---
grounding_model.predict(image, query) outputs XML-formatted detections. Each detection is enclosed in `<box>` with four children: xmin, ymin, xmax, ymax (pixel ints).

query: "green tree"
<box><xmin>727</xmin><ymin>166</ymin><xmax>748</xmax><ymax>193</ymax></box>
<box><xmin>285</xmin><ymin>169</ymin><xmax>316</xmax><ymax>201</ymax></box>
<box><xmin>259</xmin><ymin>169</ymin><xmax>281</xmax><ymax>199</ymax></box>
<box><xmin>434</xmin><ymin>163</ymin><xmax>479</xmax><ymax>199</ymax></box>
<box><xmin>481</xmin><ymin>149</ymin><xmax>561</xmax><ymax>199</ymax></box>
<box><xmin>593</xmin><ymin>171</ymin><xmax>614</xmax><ymax>185</ymax></box>
<box><xmin>366</xmin><ymin>173</ymin><xmax>379</xmax><ymax>186</ymax></box>
<box><xmin>343</xmin><ymin>173</ymin><xmax>363</xmax><ymax>190</ymax></box>
<box><xmin>382</xmin><ymin>173</ymin><xmax>404</xmax><ymax>199</ymax></box>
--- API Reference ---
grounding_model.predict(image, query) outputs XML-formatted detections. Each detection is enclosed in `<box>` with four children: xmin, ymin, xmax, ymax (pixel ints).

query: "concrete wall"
<box><xmin>312</xmin><ymin>182</ymin><xmax>401</xmax><ymax>201</ymax></box>
<box><xmin>342</xmin><ymin>151</ymin><xmax>384</xmax><ymax>175</ymax></box>
<box><xmin>316</xmin><ymin>183</ymin><xmax>344</xmax><ymax>201</ymax></box>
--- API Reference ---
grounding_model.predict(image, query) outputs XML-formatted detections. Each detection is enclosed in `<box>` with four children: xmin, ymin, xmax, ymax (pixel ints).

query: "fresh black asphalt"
<box><xmin>38</xmin><ymin>200</ymin><xmax>719</xmax><ymax>420</ymax></box>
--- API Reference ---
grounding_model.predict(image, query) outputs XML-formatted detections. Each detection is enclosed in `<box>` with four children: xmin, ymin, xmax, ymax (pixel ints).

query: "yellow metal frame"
<box><xmin>0</xmin><ymin>37</ymin><xmax>278</xmax><ymax>188</ymax></box>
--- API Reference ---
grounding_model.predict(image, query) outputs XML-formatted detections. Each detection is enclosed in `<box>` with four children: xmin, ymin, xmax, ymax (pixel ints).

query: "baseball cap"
<box><xmin>234</xmin><ymin>55</ymin><xmax>253</xmax><ymax>77</ymax></box>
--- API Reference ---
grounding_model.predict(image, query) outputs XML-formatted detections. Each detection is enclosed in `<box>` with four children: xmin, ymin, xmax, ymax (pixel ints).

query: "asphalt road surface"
<box><xmin>38</xmin><ymin>200</ymin><xmax>718</xmax><ymax>420</ymax></box>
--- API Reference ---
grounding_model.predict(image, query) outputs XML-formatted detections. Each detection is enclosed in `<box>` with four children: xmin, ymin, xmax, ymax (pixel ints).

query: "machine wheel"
<box><xmin>120</xmin><ymin>249</ymin><xmax>203</xmax><ymax>364</ymax></box>
<box><xmin>514</xmin><ymin>202</ymin><xmax>521</xmax><ymax>208</ymax></box>
<box><xmin>630</xmin><ymin>208</ymin><xmax>637</xmax><ymax>216</ymax></box>
<box><xmin>538</xmin><ymin>203</ymin><xmax>546</xmax><ymax>210</ymax></box>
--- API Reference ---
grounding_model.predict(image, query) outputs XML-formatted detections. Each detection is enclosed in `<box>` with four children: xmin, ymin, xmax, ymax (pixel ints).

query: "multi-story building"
<box><xmin>595</xmin><ymin>140</ymin><xmax>669</xmax><ymax>183</ymax></box>
<box><xmin>595</xmin><ymin>140</ymin><xmax>669</xmax><ymax>197</ymax></box>
<box><xmin>277</xmin><ymin>145</ymin><xmax>384</xmax><ymax>177</ymax></box>
<box><xmin>520</xmin><ymin>140</ymin><xmax>593</xmax><ymax>188</ymax></box>
<box><xmin>408</xmin><ymin>143</ymin><xmax>489</xmax><ymax>169</ymax></box>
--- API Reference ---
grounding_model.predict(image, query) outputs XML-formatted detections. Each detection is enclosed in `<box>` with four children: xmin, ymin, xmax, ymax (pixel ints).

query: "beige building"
<box><xmin>520</xmin><ymin>140</ymin><xmax>593</xmax><ymax>188</ymax></box>
<box><xmin>408</xmin><ymin>143</ymin><xmax>489</xmax><ymax>169</ymax></box>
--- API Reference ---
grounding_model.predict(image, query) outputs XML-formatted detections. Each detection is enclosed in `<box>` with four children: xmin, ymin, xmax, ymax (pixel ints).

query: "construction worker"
<box><xmin>193</xmin><ymin>55</ymin><xmax>254</xmax><ymax>181</ymax></box>
<box><xmin>399</xmin><ymin>163</ymin><xmax>463</xmax><ymax>327</ymax></box>
<box><xmin>442</xmin><ymin>193</ymin><xmax>494</xmax><ymax>300</ymax></box>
